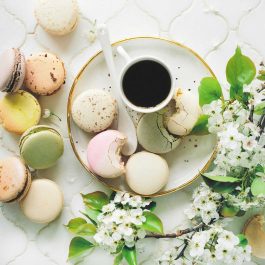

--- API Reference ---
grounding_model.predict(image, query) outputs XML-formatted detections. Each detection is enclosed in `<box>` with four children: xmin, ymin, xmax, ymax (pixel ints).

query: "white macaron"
<box><xmin>126</xmin><ymin>151</ymin><xmax>169</xmax><ymax>195</ymax></box>
<box><xmin>72</xmin><ymin>89</ymin><xmax>117</xmax><ymax>133</ymax></box>
<box><xmin>35</xmin><ymin>0</ymin><xmax>79</xmax><ymax>36</ymax></box>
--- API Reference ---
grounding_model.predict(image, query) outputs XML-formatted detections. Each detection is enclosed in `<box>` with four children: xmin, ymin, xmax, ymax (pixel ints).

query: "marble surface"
<box><xmin>0</xmin><ymin>0</ymin><xmax>264</xmax><ymax>264</ymax></box>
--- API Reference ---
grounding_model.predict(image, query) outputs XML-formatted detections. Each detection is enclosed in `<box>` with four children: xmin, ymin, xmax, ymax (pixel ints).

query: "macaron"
<box><xmin>24</xmin><ymin>52</ymin><xmax>66</xmax><ymax>96</ymax></box>
<box><xmin>19</xmin><ymin>125</ymin><xmax>64</xmax><ymax>169</ymax></box>
<box><xmin>166</xmin><ymin>88</ymin><xmax>201</xmax><ymax>136</ymax></box>
<box><xmin>35</xmin><ymin>0</ymin><xmax>79</xmax><ymax>36</ymax></box>
<box><xmin>0</xmin><ymin>90</ymin><xmax>41</xmax><ymax>135</ymax></box>
<box><xmin>126</xmin><ymin>151</ymin><xmax>169</xmax><ymax>195</ymax></box>
<box><xmin>0</xmin><ymin>48</ymin><xmax>25</xmax><ymax>93</ymax></box>
<box><xmin>137</xmin><ymin>112</ymin><xmax>181</xmax><ymax>154</ymax></box>
<box><xmin>87</xmin><ymin>130</ymin><xmax>126</xmax><ymax>178</ymax></box>
<box><xmin>20</xmin><ymin>179</ymin><xmax>63</xmax><ymax>223</ymax></box>
<box><xmin>72</xmin><ymin>89</ymin><xmax>117</xmax><ymax>133</ymax></box>
<box><xmin>0</xmin><ymin>157</ymin><xmax>31</xmax><ymax>203</ymax></box>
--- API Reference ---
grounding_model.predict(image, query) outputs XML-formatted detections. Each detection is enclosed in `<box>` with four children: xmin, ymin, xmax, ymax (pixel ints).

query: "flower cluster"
<box><xmin>94</xmin><ymin>192</ymin><xmax>151</xmax><ymax>252</ymax></box>
<box><xmin>188</xmin><ymin>226</ymin><xmax>251</xmax><ymax>265</ymax></box>
<box><xmin>203</xmin><ymin>98</ymin><xmax>264</xmax><ymax>172</ymax></box>
<box><xmin>184</xmin><ymin>183</ymin><xmax>221</xmax><ymax>224</ymax></box>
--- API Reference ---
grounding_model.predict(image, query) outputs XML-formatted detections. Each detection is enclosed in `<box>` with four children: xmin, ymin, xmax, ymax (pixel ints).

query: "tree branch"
<box><xmin>146</xmin><ymin>223</ymin><xmax>205</xmax><ymax>239</ymax></box>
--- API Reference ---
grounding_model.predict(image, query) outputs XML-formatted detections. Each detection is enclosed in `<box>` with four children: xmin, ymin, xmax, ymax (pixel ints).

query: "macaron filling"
<box><xmin>7</xmin><ymin>169</ymin><xmax>31</xmax><ymax>203</ymax></box>
<box><xmin>5</xmin><ymin>50</ymin><xmax>25</xmax><ymax>93</ymax></box>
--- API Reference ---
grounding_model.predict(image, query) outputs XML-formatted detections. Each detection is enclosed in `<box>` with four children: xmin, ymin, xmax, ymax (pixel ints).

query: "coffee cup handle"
<box><xmin>117</xmin><ymin>46</ymin><xmax>131</xmax><ymax>63</ymax></box>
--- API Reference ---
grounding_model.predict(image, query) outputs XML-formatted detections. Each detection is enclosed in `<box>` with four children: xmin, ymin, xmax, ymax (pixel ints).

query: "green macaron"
<box><xmin>19</xmin><ymin>125</ymin><xmax>64</xmax><ymax>169</ymax></box>
<box><xmin>137</xmin><ymin>112</ymin><xmax>181</xmax><ymax>154</ymax></box>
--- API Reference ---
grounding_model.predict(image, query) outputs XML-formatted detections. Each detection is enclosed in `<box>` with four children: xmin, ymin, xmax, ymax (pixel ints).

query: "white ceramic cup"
<box><xmin>117</xmin><ymin>46</ymin><xmax>174</xmax><ymax>113</ymax></box>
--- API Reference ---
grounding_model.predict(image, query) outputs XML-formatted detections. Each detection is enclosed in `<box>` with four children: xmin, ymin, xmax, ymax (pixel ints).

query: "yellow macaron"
<box><xmin>0</xmin><ymin>90</ymin><xmax>41</xmax><ymax>135</ymax></box>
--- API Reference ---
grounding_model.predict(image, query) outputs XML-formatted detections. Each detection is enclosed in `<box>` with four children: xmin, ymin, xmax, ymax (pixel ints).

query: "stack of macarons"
<box><xmin>72</xmin><ymin>87</ymin><xmax>201</xmax><ymax>196</ymax></box>
<box><xmin>0</xmin><ymin>47</ymin><xmax>66</xmax><ymax>223</ymax></box>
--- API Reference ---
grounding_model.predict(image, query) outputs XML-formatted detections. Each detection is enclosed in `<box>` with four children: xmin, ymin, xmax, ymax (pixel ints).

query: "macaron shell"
<box><xmin>0</xmin><ymin>157</ymin><xmax>31</xmax><ymax>202</ymax></box>
<box><xmin>0</xmin><ymin>91</ymin><xmax>41</xmax><ymax>135</ymax></box>
<box><xmin>137</xmin><ymin>112</ymin><xmax>181</xmax><ymax>154</ymax></box>
<box><xmin>25</xmin><ymin>52</ymin><xmax>65</xmax><ymax>96</ymax></box>
<box><xmin>126</xmin><ymin>151</ymin><xmax>169</xmax><ymax>195</ymax></box>
<box><xmin>35</xmin><ymin>0</ymin><xmax>79</xmax><ymax>36</ymax></box>
<box><xmin>20</xmin><ymin>179</ymin><xmax>63</xmax><ymax>223</ymax></box>
<box><xmin>20</xmin><ymin>127</ymin><xmax>64</xmax><ymax>169</ymax></box>
<box><xmin>72</xmin><ymin>90</ymin><xmax>116</xmax><ymax>133</ymax></box>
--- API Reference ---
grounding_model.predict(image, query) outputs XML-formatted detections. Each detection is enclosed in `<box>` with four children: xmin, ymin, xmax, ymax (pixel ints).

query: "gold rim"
<box><xmin>67</xmin><ymin>36</ymin><xmax>217</xmax><ymax>197</ymax></box>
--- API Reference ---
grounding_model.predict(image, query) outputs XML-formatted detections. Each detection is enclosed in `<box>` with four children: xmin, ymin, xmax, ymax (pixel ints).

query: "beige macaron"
<box><xmin>20</xmin><ymin>179</ymin><xmax>63</xmax><ymax>223</ymax></box>
<box><xmin>24</xmin><ymin>52</ymin><xmax>66</xmax><ymax>96</ymax></box>
<box><xmin>126</xmin><ymin>151</ymin><xmax>169</xmax><ymax>195</ymax></box>
<box><xmin>35</xmin><ymin>0</ymin><xmax>79</xmax><ymax>36</ymax></box>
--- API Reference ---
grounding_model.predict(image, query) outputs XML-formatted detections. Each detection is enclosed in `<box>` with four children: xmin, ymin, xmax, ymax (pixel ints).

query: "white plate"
<box><xmin>67</xmin><ymin>37</ymin><xmax>217</xmax><ymax>197</ymax></box>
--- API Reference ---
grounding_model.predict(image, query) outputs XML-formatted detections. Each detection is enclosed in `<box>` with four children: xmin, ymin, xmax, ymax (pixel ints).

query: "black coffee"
<box><xmin>122</xmin><ymin>60</ymin><xmax>171</xmax><ymax>108</ymax></box>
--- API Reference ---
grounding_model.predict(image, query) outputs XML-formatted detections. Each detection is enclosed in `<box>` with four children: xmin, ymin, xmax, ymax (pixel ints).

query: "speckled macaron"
<box><xmin>72</xmin><ymin>89</ymin><xmax>116</xmax><ymax>133</ymax></box>
<box><xmin>35</xmin><ymin>0</ymin><xmax>79</xmax><ymax>36</ymax></box>
<box><xmin>24</xmin><ymin>52</ymin><xmax>66</xmax><ymax>96</ymax></box>
<box><xmin>0</xmin><ymin>157</ymin><xmax>31</xmax><ymax>203</ymax></box>
<box><xmin>20</xmin><ymin>179</ymin><xmax>63</xmax><ymax>223</ymax></box>
<box><xmin>0</xmin><ymin>90</ymin><xmax>41</xmax><ymax>135</ymax></box>
<box><xmin>137</xmin><ymin>112</ymin><xmax>181</xmax><ymax>154</ymax></box>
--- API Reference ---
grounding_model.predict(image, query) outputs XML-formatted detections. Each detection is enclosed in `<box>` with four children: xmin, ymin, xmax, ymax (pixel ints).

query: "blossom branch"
<box><xmin>146</xmin><ymin>222</ymin><xmax>206</xmax><ymax>239</ymax></box>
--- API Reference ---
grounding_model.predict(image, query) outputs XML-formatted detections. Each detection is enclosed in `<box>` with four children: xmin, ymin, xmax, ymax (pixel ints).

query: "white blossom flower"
<box><xmin>242</xmin><ymin>137</ymin><xmax>257</xmax><ymax>151</ymax></box>
<box><xmin>42</xmin><ymin>108</ymin><xmax>51</xmax><ymax>118</ymax></box>
<box><xmin>215</xmin><ymin>243</ymin><xmax>231</xmax><ymax>260</ymax></box>
<box><xmin>217</xmin><ymin>230</ymin><xmax>239</xmax><ymax>249</ymax></box>
<box><xmin>102</xmin><ymin>203</ymin><xmax>115</xmax><ymax>213</ymax></box>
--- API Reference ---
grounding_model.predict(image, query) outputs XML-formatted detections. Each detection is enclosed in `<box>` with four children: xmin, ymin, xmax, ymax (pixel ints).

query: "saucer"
<box><xmin>67</xmin><ymin>37</ymin><xmax>217</xmax><ymax>197</ymax></box>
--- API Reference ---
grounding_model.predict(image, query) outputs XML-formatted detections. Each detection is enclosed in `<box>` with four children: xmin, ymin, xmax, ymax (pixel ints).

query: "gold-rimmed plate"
<box><xmin>67</xmin><ymin>37</ymin><xmax>217</xmax><ymax>197</ymax></box>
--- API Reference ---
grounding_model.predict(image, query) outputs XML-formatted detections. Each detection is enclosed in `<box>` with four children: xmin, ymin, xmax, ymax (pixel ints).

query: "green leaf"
<box><xmin>122</xmin><ymin>246</ymin><xmax>137</xmax><ymax>265</ymax></box>
<box><xmin>68</xmin><ymin>237</ymin><xmax>94</xmax><ymax>260</ymax></box>
<box><xmin>220</xmin><ymin>203</ymin><xmax>239</xmax><ymax>217</ymax></box>
<box><xmin>81</xmin><ymin>207</ymin><xmax>101</xmax><ymax>225</ymax></box>
<box><xmin>254</xmin><ymin>102</ymin><xmax>265</xmax><ymax>115</ymax></box>
<box><xmin>198</xmin><ymin>77</ymin><xmax>223</xmax><ymax>106</ymax></box>
<box><xmin>237</xmin><ymin>234</ymin><xmax>248</xmax><ymax>247</ymax></box>
<box><xmin>81</xmin><ymin>191</ymin><xmax>109</xmax><ymax>210</ymax></box>
<box><xmin>226</xmin><ymin>47</ymin><xmax>256</xmax><ymax>99</ymax></box>
<box><xmin>251</xmin><ymin>178</ymin><xmax>265</xmax><ymax>196</ymax></box>
<box><xmin>190</xmin><ymin>114</ymin><xmax>209</xmax><ymax>135</ymax></box>
<box><xmin>203</xmin><ymin>174</ymin><xmax>241</xmax><ymax>183</ymax></box>
<box><xmin>66</xmin><ymin>218</ymin><xmax>97</xmax><ymax>236</ymax></box>
<box><xmin>141</xmin><ymin>211</ymin><xmax>163</xmax><ymax>234</ymax></box>
<box><xmin>114</xmin><ymin>253</ymin><xmax>123</xmax><ymax>265</ymax></box>
<box><xmin>203</xmin><ymin>176</ymin><xmax>238</xmax><ymax>194</ymax></box>
<box><xmin>255</xmin><ymin>164</ymin><xmax>264</xmax><ymax>173</ymax></box>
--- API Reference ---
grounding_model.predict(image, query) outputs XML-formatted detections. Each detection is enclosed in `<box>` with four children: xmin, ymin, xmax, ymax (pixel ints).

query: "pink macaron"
<box><xmin>87</xmin><ymin>130</ymin><xmax>126</xmax><ymax>178</ymax></box>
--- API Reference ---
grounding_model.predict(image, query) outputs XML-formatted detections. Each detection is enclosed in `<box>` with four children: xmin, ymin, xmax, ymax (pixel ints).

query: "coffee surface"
<box><xmin>122</xmin><ymin>60</ymin><xmax>171</xmax><ymax>108</ymax></box>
